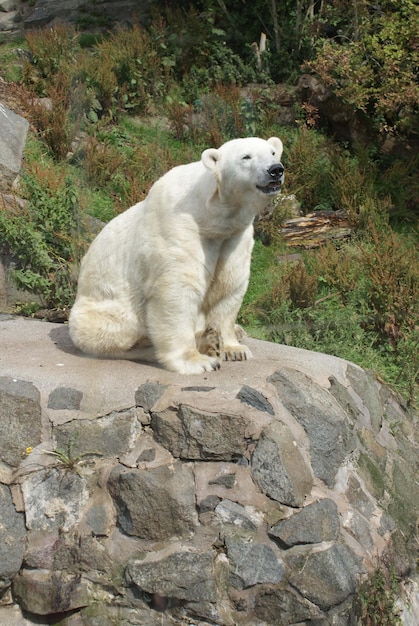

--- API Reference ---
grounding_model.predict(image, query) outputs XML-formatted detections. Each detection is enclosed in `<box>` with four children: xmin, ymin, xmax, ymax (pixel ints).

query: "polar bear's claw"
<box><xmin>224</xmin><ymin>345</ymin><xmax>253</xmax><ymax>362</ymax></box>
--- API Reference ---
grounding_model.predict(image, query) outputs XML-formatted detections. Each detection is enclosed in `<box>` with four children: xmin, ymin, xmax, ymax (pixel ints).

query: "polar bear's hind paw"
<box><xmin>198</xmin><ymin>323</ymin><xmax>224</xmax><ymax>359</ymax></box>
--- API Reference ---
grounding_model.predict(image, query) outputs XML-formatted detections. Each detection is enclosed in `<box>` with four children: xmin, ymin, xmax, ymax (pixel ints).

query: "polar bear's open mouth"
<box><xmin>257</xmin><ymin>182</ymin><xmax>282</xmax><ymax>195</ymax></box>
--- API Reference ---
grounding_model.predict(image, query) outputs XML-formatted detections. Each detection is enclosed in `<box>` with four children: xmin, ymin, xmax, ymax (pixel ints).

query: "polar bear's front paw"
<box><xmin>223</xmin><ymin>344</ymin><xmax>253</xmax><ymax>361</ymax></box>
<box><xmin>166</xmin><ymin>351</ymin><xmax>221</xmax><ymax>375</ymax></box>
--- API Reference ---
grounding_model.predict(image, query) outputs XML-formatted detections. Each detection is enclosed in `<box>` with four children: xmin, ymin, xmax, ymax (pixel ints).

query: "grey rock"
<box><xmin>0</xmin><ymin>104</ymin><xmax>28</xmax><ymax>187</ymax></box>
<box><xmin>215</xmin><ymin>499</ymin><xmax>258</xmax><ymax>530</ymax></box>
<box><xmin>0</xmin><ymin>484</ymin><xmax>26</xmax><ymax>591</ymax></box>
<box><xmin>209</xmin><ymin>471</ymin><xmax>236</xmax><ymax>488</ymax></box>
<box><xmin>289</xmin><ymin>544</ymin><xmax>363</xmax><ymax>610</ymax></box>
<box><xmin>126</xmin><ymin>550</ymin><xmax>217</xmax><ymax>602</ymax></box>
<box><xmin>345</xmin><ymin>475</ymin><xmax>375</xmax><ymax>518</ymax></box>
<box><xmin>199</xmin><ymin>494</ymin><xmax>221</xmax><ymax>513</ymax></box>
<box><xmin>78</xmin><ymin>604</ymin><xmax>167</xmax><ymax>626</ymax></box>
<box><xmin>347</xmin><ymin>364</ymin><xmax>383</xmax><ymax>432</ymax></box>
<box><xmin>236</xmin><ymin>384</ymin><xmax>274</xmax><ymax>415</ymax></box>
<box><xmin>386</xmin><ymin>455</ymin><xmax>419</xmax><ymax>537</ymax></box>
<box><xmin>254</xmin><ymin>586</ymin><xmax>323</xmax><ymax>624</ymax></box>
<box><xmin>345</xmin><ymin>509</ymin><xmax>374</xmax><ymax>551</ymax></box>
<box><xmin>151</xmin><ymin>404</ymin><xmax>251</xmax><ymax>460</ymax></box>
<box><xmin>328</xmin><ymin>375</ymin><xmax>361</xmax><ymax>421</ymax></box>
<box><xmin>0</xmin><ymin>313</ymin><xmax>14</xmax><ymax>320</ymax></box>
<box><xmin>0</xmin><ymin>376</ymin><xmax>42</xmax><ymax>467</ymax></box>
<box><xmin>12</xmin><ymin>569</ymin><xmax>89</xmax><ymax>615</ymax></box>
<box><xmin>269</xmin><ymin>368</ymin><xmax>356</xmax><ymax>487</ymax></box>
<box><xmin>0</xmin><ymin>0</ymin><xmax>17</xmax><ymax>12</ymax></box>
<box><xmin>83</xmin><ymin>497</ymin><xmax>113</xmax><ymax>537</ymax></box>
<box><xmin>183</xmin><ymin>599</ymin><xmax>227</xmax><ymax>625</ymax></box>
<box><xmin>21</xmin><ymin>468</ymin><xmax>88</xmax><ymax>532</ymax></box>
<box><xmin>54</xmin><ymin>408</ymin><xmax>140</xmax><ymax>459</ymax></box>
<box><xmin>135</xmin><ymin>382</ymin><xmax>169</xmax><ymax>411</ymax></box>
<box><xmin>269</xmin><ymin>499</ymin><xmax>340</xmax><ymax>548</ymax></box>
<box><xmin>0</xmin><ymin>10</ymin><xmax>17</xmax><ymax>31</ymax></box>
<box><xmin>24</xmin><ymin>529</ymin><xmax>62</xmax><ymax>569</ymax></box>
<box><xmin>108</xmin><ymin>462</ymin><xmax>197</xmax><ymax>540</ymax></box>
<box><xmin>24</xmin><ymin>6</ymin><xmax>52</xmax><ymax>28</ymax></box>
<box><xmin>68</xmin><ymin>534</ymin><xmax>114</xmax><ymax>575</ymax></box>
<box><xmin>225</xmin><ymin>537</ymin><xmax>285</xmax><ymax>589</ymax></box>
<box><xmin>251</xmin><ymin>421</ymin><xmax>313</xmax><ymax>507</ymax></box>
<box><xmin>0</xmin><ymin>316</ymin><xmax>418</xmax><ymax>624</ymax></box>
<box><xmin>48</xmin><ymin>386</ymin><xmax>83</xmax><ymax>410</ymax></box>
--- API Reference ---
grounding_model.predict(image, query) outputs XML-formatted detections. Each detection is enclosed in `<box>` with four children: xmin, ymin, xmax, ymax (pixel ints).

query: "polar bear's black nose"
<box><xmin>268</xmin><ymin>163</ymin><xmax>285</xmax><ymax>180</ymax></box>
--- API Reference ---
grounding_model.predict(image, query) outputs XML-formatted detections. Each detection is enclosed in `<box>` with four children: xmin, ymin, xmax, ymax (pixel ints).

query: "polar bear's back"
<box><xmin>75</xmin><ymin>159</ymin><xmax>211</xmax><ymax>296</ymax></box>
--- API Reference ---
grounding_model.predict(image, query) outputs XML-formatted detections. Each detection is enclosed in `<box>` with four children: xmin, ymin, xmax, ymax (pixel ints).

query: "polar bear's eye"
<box><xmin>242</xmin><ymin>154</ymin><xmax>251</xmax><ymax>160</ymax></box>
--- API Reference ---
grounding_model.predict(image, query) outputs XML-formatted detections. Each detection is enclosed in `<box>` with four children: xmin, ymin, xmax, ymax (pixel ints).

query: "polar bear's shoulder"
<box><xmin>154</xmin><ymin>159</ymin><xmax>206</xmax><ymax>188</ymax></box>
<box><xmin>147</xmin><ymin>159</ymin><xmax>213</xmax><ymax>205</ymax></box>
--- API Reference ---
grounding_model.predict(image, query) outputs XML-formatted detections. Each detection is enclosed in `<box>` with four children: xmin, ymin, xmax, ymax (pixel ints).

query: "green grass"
<box><xmin>240</xmin><ymin>239</ymin><xmax>418</xmax><ymax>406</ymax></box>
<box><xmin>0</xmin><ymin>38</ymin><xmax>26</xmax><ymax>82</ymax></box>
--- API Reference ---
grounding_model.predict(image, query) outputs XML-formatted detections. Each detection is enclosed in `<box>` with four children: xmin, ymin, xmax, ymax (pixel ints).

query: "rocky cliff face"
<box><xmin>0</xmin><ymin>0</ymin><xmax>152</xmax><ymax>37</ymax></box>
<box><xmin>0</xmin><ymin>315</ymin><xmax>418</xmax><ymax>625</ymax></box>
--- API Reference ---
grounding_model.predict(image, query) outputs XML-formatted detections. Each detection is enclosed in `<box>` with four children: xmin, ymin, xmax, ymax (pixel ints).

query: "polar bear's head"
<box><xmin>201</xmin><ymin>137</ymin><xmax>284</xmax><ymax>201</ymax></box>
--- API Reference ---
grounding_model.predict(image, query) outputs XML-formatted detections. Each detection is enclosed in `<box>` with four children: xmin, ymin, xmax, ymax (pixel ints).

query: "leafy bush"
<box><xmin>306</xmin><ymin>0</ymin><xmax>419</xmax><ymax>136</ymax></box>
<box><xmin>23</xmin><ymin>23</ymin><xmax>171</xmax><ymax>123</ymax></box>
<box><xmin>358</xmin><ymin>224</ymin><xmax>418</xmax><ymax>347</ymax></box>
<box><xmin>152</xmin><ymin>4</ymin><xmax>257</xmax><ymax>89</ymax></box>
<box><xmin>0</xmin><ymin>164</ymin><xmax>83</xmax><ymax>310</ymax></box>
<box><xmin>281</xmin><ymin>127</ymin><xmax>334</xmax><ymax>212</ymax></box>
<box><xmin>23</xmin><ymin>24</ymin><xmax>79</xmax><ymax>94</ymax></box>
<box><xmin>22</xmin><ymin>80</ymin><xmax>74</xmax><ymax>160</ymax></box>
<box><xmin>93</xmin><ymin>24</ymin><xmax>170</xmax><ymax>116</ymax></box>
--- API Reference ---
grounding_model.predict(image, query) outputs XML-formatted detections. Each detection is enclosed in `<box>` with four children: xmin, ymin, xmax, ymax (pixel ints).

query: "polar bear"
<box><xmin>69</xmin><ymin>136</ymin><xmax>284</xmax><ymax>374</ymax></box>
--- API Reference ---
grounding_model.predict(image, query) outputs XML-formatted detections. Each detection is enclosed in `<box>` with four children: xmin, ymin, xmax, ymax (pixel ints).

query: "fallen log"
<box><xmin>281</xmin><ymin>210</ymin><xmax>353</xmax><ymax>248</ymax></box>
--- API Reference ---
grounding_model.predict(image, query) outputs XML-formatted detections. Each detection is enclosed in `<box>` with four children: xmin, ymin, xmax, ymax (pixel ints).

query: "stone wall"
<box><xmin>0</xmin><ymin>315</ymin><xmax>418</xmax><ymax>625</ymax></box>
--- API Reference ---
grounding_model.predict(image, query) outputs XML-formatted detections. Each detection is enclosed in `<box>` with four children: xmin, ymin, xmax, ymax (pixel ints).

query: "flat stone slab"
<box><xmin>0</xmin><ymin>315</ymin><xmax>350</xmax><ymax>423</ymax></box>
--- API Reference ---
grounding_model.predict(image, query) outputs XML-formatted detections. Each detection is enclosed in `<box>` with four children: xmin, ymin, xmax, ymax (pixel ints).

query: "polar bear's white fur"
<box><xmin>69</xmin><ymin>137</ymin><xmax>284</xmax><ymax>374</ymax></box>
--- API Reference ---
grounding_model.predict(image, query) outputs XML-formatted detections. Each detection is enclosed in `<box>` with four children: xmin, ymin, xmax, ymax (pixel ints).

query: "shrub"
<box><xmin>309</xmin><ymin>241</ymin><xmax>358</xmax><ymax>301</ymax></box>
<box><xmin>289</xmin><ymin>262</ymin><xmax>318</xmax><ymax>309</ymax></box>
<box><xmin>358</xmin><ymin>224</ymin><xmax>418</xmax><ymax>348</ymax></box>
<box><xmin>306</xmin><ymin>0</ymin><xmax>419</xmax><ymax>136</ymax></box>
<box><xmin>153</xmin><ymin>4</ymin><xmax>257</xmax><ymax>89</ymax></box>
<box><xmin>23</xmin><ymin>24</ymin><xmax>79</xmax><ymax>94</ymax></box>
<box><xmin>23</xmin><ymin>80</ymin><xmax>74</xmax><ymax>161</ymax></box>
<box><xmin>282</xmin><ymin>127</ymin><xmax>334</xmax><ymax>213</ymax></box>
<box><xmin>0</xmin><ymin>164</ymin><xmax>83</xmax><ymax>311</ymax></box>
<box><xmin>92</xmin><ymin>23</ymin><xmax>171</xmax><ymax>116</ymax></box>
<box><xmin>379</xmin><ymin>155</ymin><xmax>419</xmax><ymax>221</ymax></box>
<box><xmin>84</xmin><ymin>137</ymin><xmax>126</xmax><ymax>189</ymax></box>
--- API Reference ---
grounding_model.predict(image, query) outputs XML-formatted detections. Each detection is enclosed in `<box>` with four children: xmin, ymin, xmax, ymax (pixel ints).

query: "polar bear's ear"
<box><xmin>267</xmin><ymin>137</ymin><xmax>283</xmax><ymax>160</ymax></box>
<box><xmin>201</xmin><ymin>148</ymin><xmax>220</xmax><ymax>172</ymax></box>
